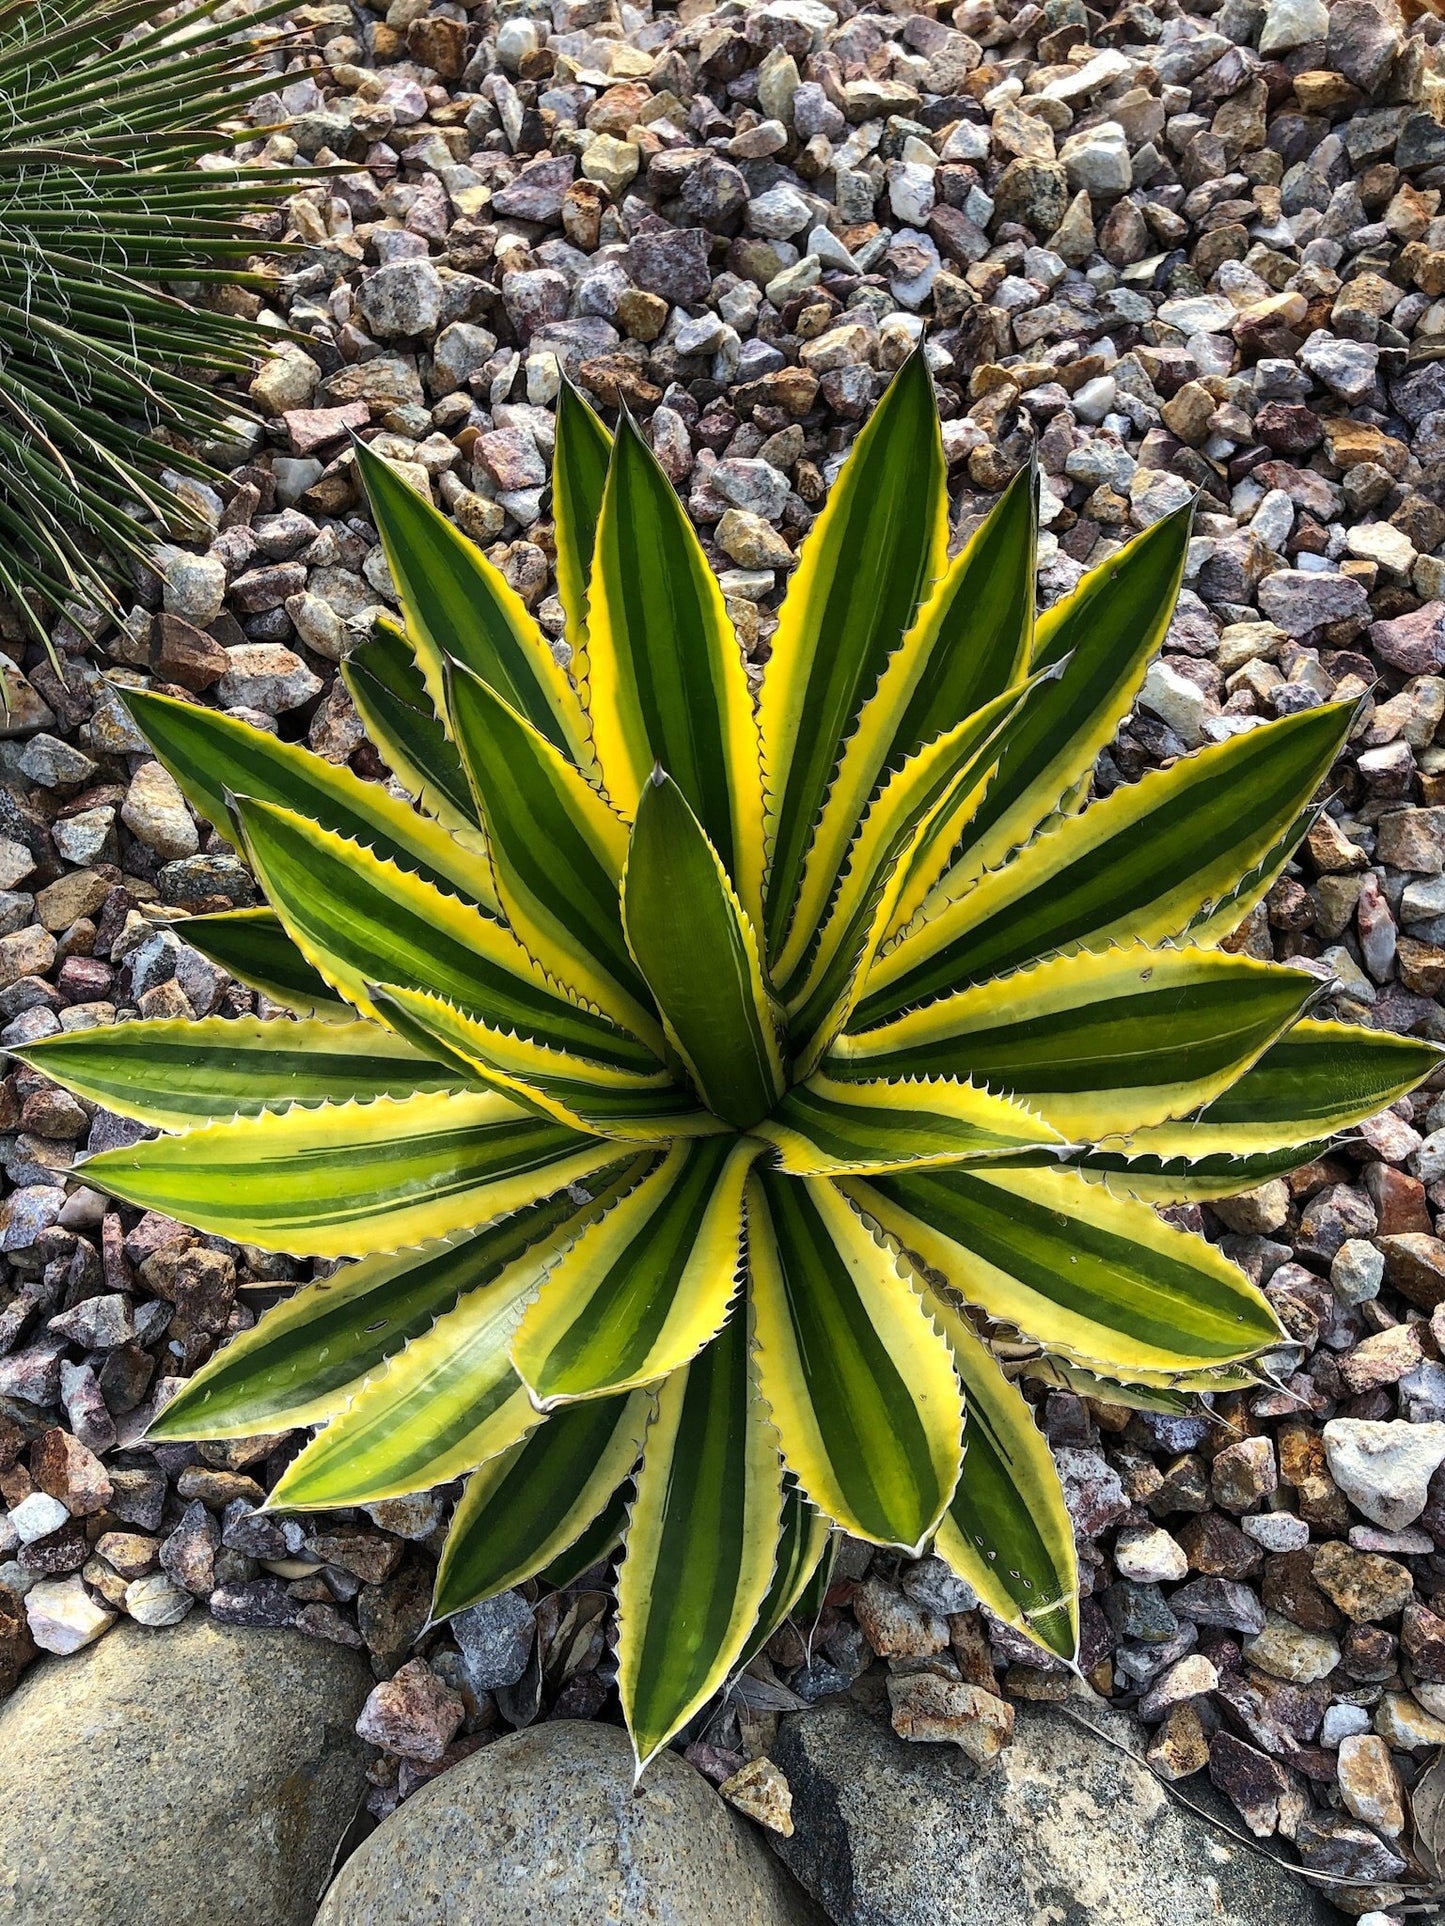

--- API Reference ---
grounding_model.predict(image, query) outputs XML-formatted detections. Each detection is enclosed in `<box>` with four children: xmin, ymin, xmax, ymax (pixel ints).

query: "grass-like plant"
<box><xmin>0</xmin><ymin>0</ymin><xmax>294</xmax><ymax>636</ymax></box>
<box><xmin>23</xmin><ymin>358</ymin><xmax>1437</xmax><ymax>1765</ymax></box>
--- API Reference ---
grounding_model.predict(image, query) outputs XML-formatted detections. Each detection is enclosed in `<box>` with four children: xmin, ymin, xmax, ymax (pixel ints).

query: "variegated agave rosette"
<box><xmin>21</xmin><ymin>354</ymin><xmax>1438</xmax><ymax>1767</ymax></box>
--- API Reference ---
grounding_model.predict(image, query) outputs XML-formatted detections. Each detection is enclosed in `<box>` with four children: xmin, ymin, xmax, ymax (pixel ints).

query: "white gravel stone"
<box><xmin>24</xmin><ymin>1575</ymin><xmax>115</xmax><ymax>1655</ymax></box>
<box><xmin>1323</xmin><ymin>1419</ymin><xmax>1445</xmax><ymax>1530</ymax></box>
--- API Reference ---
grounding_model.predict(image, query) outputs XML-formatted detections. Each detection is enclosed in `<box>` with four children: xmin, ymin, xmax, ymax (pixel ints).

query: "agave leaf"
<box><xmin>621</xmin><ymin>771</ymin><xmax>783</xmax><ymax>1128</ymax></box>
<box><xmin>552</xmin><ymin>379</ymin><xmax>613</xmax><ymax>659</ymax></box>
<box><xmin>445</xmin><ymin>662</ymin><xmax>661</xmax><ymax>1048</ymax></box>
<box><xmin>122</xmin><ymin>687</ymin><xmax>500</xmax><ymax>917</ymax></box>
<box><xmin>747</xmin><ymin>1169</ymin><xmax>963</xmax><ymax>1551</ymax></box>
<box><xmin>266</xmin><ymin>1232</ymin><xmax>565</xmax><ymax>1511</ymax></box>
<box><xmin>760</xmin><ymin>350</ymin><xmax>949</xmax><ymax>962</ymax></box>
<box><xmin>434</xmin><ymin>1390</ymin><xmax>651</xmax><ymax>1617</ymax></box>
<box><xmin>231</xmin><ymin>795</ymin><xmax>656</xmax><ymax>1070</ymax></box>
<box><xmin>512</xmin><ymin>1134</ymin><xmax>759</xmax><ymax>1406</ymax></box>
<box><xmin>179</xmin><ymin>909</ymin><xmax>353</xmax><ymax>1022</ymax></box>
<box><xmin>735</xmin><ymin>1479</ymin><xmax>833</xmax><ymax>1672</ymax></box>
<box><xmin>581</xmin><ymin>410</ymin><xmax>766</xmax><ymax>925</ymax></box>
<box><xmin>342</xmin><ymin>618</ymin><xmax>482</xmax><ymax>842</ymax></box>
<box><xmin>848</xmin><ymin>1162</ymin><xmax>1284</xmax><ymax>1379</ymax></box>
<box><xmin>784</xmin><ymin>456</ymin><xmax>1037</xmax><ymax>977</ymax></box>
<box><xmin>370</xmin><ymin>985</ymin><xmax>716</xmax><ymax>1141</ymax></box>
<box><xmin>860</xmin><ymin>701</ymin><xmax>1355</xmax><ymax>1025</ymax></box>
<box><xmin>352</xmin><ymin>437</ymin><xmax>595</xmax><ymax>773</ymax></box>
<box><xmin>832</xmin><ymin>947</ymin><xmax>1317</xmax><ymax>1140</ymax></box>
<box><xmin>83</xmin><ymin>1091</ymin><xmax>620</xmax><ymax>1260</ymax></box>
<box><xmin>948</xmin><ymin>504</ymin><xmax>1193</xmax><ymax>892</ymax></box>
<box><xmin>616</xmin><ymin>1311</ymin><xmax>784</xmax><ymax>1767</ymax></box>
<box><xmin>784</xmin><ymin>676</ymin><xmax>1052</xmax><ymax>1065</ymax></box>
<box><xmin>757</xmin><ymin>1072</ymin><xmax>1062</xmax><ymax>1176</ymax></box>
<box><xmin>16</xmin><ymin>1016</ymin><xmax>460</xmax><ymax>1130</ymax></box>
<box><xmin>148</xmin><ymin>1189</ymin><xmax>614</xmax><ymax>1441</ymax></box>
<box><xmin>927</xmin><ymin>1293</ymin><xmax>1078</xmax><ymax>1663</ymax></box>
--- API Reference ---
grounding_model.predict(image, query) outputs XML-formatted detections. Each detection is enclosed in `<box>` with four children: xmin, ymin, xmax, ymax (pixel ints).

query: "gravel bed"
<box><xmin>5</xmin><ymin>0</ymin><xmax>1445</xmax><ymax>1910</ymax></box>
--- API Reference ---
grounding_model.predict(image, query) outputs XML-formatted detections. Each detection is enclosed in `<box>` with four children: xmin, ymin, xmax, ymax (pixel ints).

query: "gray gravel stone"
<box><xmin>315</xmin><ymin>1720</ymin><xmax>822</xmax><ymax>1925</ymax></box>
<box><xmin>0</xmin><ymin>1614</ymin><xmax>371</xmax><ymax>1924</ymax></box>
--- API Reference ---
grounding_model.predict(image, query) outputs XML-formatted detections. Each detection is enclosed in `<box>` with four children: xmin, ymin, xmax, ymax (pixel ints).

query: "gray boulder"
<box><xmin>315</xmin><ymin>1718</ymin><xmax>822</xmax><ymax>1925</ymax></box>
<box><xmin>769</xmin><ymin>1696</ymin><xmax>1336</xmax><ymax>1926</ymax></box>
<box><xmin>0</xmin><ymin>1615</ymin><xmax>372</xmax><ymax>1926</ymax></box>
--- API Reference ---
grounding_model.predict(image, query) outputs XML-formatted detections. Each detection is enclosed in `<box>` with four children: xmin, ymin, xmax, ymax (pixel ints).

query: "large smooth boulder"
<box><xmin>315</xmin><ymin>1719</ymin><xmax>822</xmax><ymax>1925</ymax></box>
<box><xmin>769</xmin><ymin>1695</ymin><xmax>1336</xmax><ymax>1926</ymax></box>
<box><xmin>0</xmin><ymin>1615</ymin><xmax>372</xmax><ymax>1926</ymax></box>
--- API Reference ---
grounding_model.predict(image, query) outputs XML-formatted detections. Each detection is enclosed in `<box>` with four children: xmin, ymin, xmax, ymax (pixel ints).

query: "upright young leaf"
<box><xmin>353</xmin><ymin>437</ymin><xmax>594</xmax><ymax>772</ymax></box>
<box><xmin>747</xmin><ymin>1170</ymin><xmax>963</xmax><ymax>1550</ymax></box>
<box><xmin>621</xmin><ymin>772</ymin><xmax>783</xmax><ymax>1129</ymax></box>
<box><xmin>552</xmin><ymin>380</ymin><xmax>612</xmax><ymax>657</ymax></box>
<box><xmin>944</xmin><ymin>504</ymin><xmax>1193</xmax><ymax>892</ymax></box>
<box><xmin>786</xmin><ymin>456</ymin><xmax>1037</xmax><ymax>972</ymax></box>
<box><xmin>760</xmin><ymin>351</ymin><xmax>949</xmax><ymax>961</ymax></box>
<box><xmin>859</xmin><ymin>701</ymin><xmax>1354</xmax><ymax>1025</ymax></box>
<box><xmin>581</xmin><ymin>412</ymin><xmax>766</xmax><ymax>923</ymax></box>
<box><xmin>616</xmin><ymin>1312</ymin><xmax>784</xmax><ymax>1767</ymax></box>
<box><xmin>446</xmin><ymin>663</ymin><xmax>660</xmax><ymax>1046</ymax></box>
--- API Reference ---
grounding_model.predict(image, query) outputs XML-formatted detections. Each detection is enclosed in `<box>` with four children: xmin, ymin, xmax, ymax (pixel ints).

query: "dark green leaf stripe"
<box><xmin>370</xmin><ymin>986</ymin><xmax>711</xmax><ymax>1140</ymax></box>
<box><xmin>737</xmin><ymin>1478</ymin><xmax>831</xmax><ymax>1671</ymax></box>
<box><xmin>748</xmin><ymin>1170</ymin><xmax>962</xmax><ymax>1548</ymax></box>
<box><xmin>540</xmin><ymin>1488</ymin><xmax>628</xmax><ymax>1588</ymax></box>
<box><xmin>772</xmin><ymin>466</ymin><xmax>1038</xmax><ymax>995</ymax></box>
<box><xmin>342</xmin><ymin>618</ymin><xmax>480</xmax><ymax>834</ymax></box>
<box><xmin>353</xmin><ymin>436</ymin><xmax>592</xmax><ymax>769</ymax></box>
<box><xmin>122</xmin><ymin>686</ymin><xmax>497</xmax><ymax>913</ymax></box>
<box><xmin>83</xmin><ymin>1091</ymin><xmax>617</xmax><ymax>1257</ymax></box>
<box><xmin>584</xmin><ymin>413</ymin><xmax>764</xmax><ymax>916</ymax></box>
<box><xmin>760</xmin><ymin>351</ymin><xmax>947</xmax><ymax>960</ymax></box>
<box><xmin>181</xmin><ymin>909</ymin><xmax>351</xmax><ymax>1020</ymax></box>
<box><xmin>434</xmin><ymin>1391</ymin><xmax>649</xmax><ymax>1617</ymax></box>
<box><xmin>148</xmin><ymin>1193</ymin><xmax>597</xmax><ymax>1440</ymax></box>
<box><xmin>834</xmin><ymin>949</ymin><xmax>1315</xmax><ymax>1138</ymax></box>
<box><xmin>1168</xmin><ymin>1017</ymin><xmax>1443</xmax><ymax>1143</ymax></box>
<box><xmin>785</xmin><ymin>679</ymin><xmax>1047</xmax><ymax>1050</ymax></box>
<box><xmin>860</xmin><ymin>702</ymin><xmax>1353</xmax><ymax>1024</ymax></box>
<box><xmin>513</xmin><ymin>1135</ymin><xmax>755</xmax><ymax>1404</ymax></box>
<box><xmin>760</xmin><ymin>1075</ymin><xmax>1058</xmax><ymax>1173</ymax></box>
<box><xmin>618</xmin><ymin>1310</ymin><xmax>784</xmax><ymax>1765</ymax></box>
<box><xmin>1072</xmin><ymin>1140</ymin><xmax>1332</xmax><ymax>1202</ymax></box>
<box><xmin>235</xmin><ymin>796</ymin><xmax>656</xmax><ymax>1070</ymax></box>
<box><xmin>446</xmin><ymin>663</ymin><xmax>655</xmax><ymax>1033</ymax></box>
<box><xmin>952</xmin><ymin>505</ymin><xmax>1192</xmax><ymax>887</ymax></box>
<box><xmin>622</xmin><ymin>773</ymin><xmax>782</xmax><ymax>1128</ymax></box>
<box><xmin>931</xmin><ymin>1297</ymin><xmax>1078</xmax><ymax>1661</ymax></box>
<box><xmin>851</xmin><ymin>1163</ymin><xmax>1281</xmax><ymax>1373</ymax></box>
<box><xmin>17</xmin><ymin>1016</ymin><xmax>460</xmax><ymax>1128</ymax></box>
<box><xmin>552</xmin><ymin>379</ymin><xmax>612</xmax><ymax>650</ymax></box>
<box><xmin>265</xmin><ymin>1240</ymin><xmax>554</xmax><ymax>1510</ymax></box>
<box><xmin>888</xmin><ymin>453</ymin><xmax>1037</xmax><ymax>771</ymax></box>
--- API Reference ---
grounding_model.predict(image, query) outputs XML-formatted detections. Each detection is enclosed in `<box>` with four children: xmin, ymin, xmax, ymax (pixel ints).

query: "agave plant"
<box><xmin>0</xmin><ymin>0</ymin><xmax>294</xmax><ymax>637</ymax></box>
<box><xmin>21</xmin><ymin>356</ymin><xmax>1437</xmax><ymax>1765</ymax></box>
